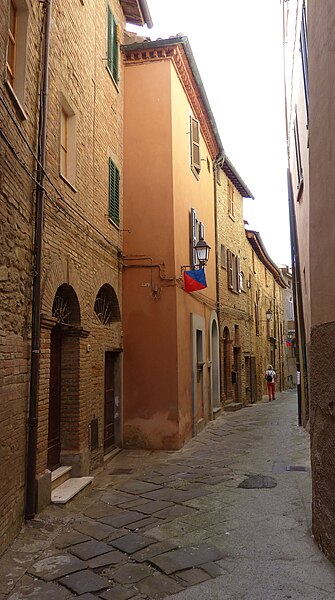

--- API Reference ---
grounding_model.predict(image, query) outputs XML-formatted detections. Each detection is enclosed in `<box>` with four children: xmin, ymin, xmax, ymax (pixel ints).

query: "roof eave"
<box><xmin>246</xmin><ymin>230</ymin><xmax>287</xmax><ymax>288</ymax></box>
<box><xmin>120</xmin><ymin>0</ymin><xmax>153</xmax><ymax>29</ymax></box>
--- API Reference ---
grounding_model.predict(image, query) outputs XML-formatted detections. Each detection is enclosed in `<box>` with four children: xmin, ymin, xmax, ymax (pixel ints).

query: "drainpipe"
<box><xmin>25</xmin><ymin>0</ymin><xmax>52</xmax><ymax>519</ymax></box>
<box><xmin>213</xmin><ymin>153</ymin><xmax>225</xmax><ymax>404</ymax></box>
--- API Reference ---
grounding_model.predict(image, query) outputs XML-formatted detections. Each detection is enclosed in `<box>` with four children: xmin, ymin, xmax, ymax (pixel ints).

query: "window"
<box><xmin>7</xmin><ymin>1</ymin><xmax>16</xmax><ymax>87</ymax></box>
<box><xmin>108</xmin><ymin>158</ymin><xmax>120</xmax><ymax>225</ymax></box>
<box><xmin>190</xmin><ymin>116</ymin><xmax>201</xmax><ymax>178</ymax></box>
<box><xmin>293</xmin><ymin>112</ymin><xmax>303</xmax><ymax>193</ymax></box>
<box><xmin>189</xmin><ymin>208</ymin><xmax>205</xmax><ymax>267</ymax></box>
<box><xmin>255</xmin><ymin>291</ymin><xmax>260</xmax><ymax>336</ymax></box>
<box><xmin>227</xmin><ymin>180</ymin><xmax>234</xmax><ymax>217</ymax></box>
<box><xmin>60</xmin><ymin>99</ymin><xmax>76</xmax><ymax>186</ymax></box>
<box><xmin>227</xmin><ymin>250</ymin><xmax>241</xmax><ymax>293</ymax></box>
<box><xmin>6</xmin><ymin>0</ymin><xmax>29</xmax><ymax>110</ymax></box>
<box><xmin>300</xmin><ymin>1</ymin><xmax>309</xmax><ymax>125</ymax></box>
<box><xmin>221</xmin><ymin>244</ymin><xmax>227</xmax><ymax>269</ymax></box>
<box><xmin>107</xmin><ymin>4</ymin><xmax>119</xmax><ymax>83</ymax></box>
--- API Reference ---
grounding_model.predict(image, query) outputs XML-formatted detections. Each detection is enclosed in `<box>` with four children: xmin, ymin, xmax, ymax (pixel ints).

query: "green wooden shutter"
<box><xmin>108</xmin><ymin>159</ymin><xmax>120</xmax><ymax>224</ymax></box>
<box><xmin>107</xmin><ymin>5</ymin><xmax>118</xmax><ymax>82</ymax></box>
<box><xmin>112</xmin><ymin>17</ymin><xmax>118</xmax><ymax>82</ymax></box>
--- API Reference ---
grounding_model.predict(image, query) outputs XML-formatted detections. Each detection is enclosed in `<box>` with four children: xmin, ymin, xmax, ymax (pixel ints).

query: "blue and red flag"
<box><xmin>183</xmin><ymin>268</ymin><xmax>207</xmax><ymax>293</ymax></box>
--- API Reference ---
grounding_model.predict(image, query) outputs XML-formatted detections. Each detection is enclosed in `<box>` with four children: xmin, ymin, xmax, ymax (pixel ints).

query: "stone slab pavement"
<box><xmin>1</xmin><ymin>390</ymin><xmax>335</xmax><ymax>599</ymax></box>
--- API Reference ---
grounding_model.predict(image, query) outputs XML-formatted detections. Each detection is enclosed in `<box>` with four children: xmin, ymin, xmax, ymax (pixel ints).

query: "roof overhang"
<box><xmin>246</xmin><ymin>230</ymin><xmax>287</xmax><ymax>288</ymax></box>
<box><xmin>122</xmin><ymin>35</ymin><xmax>253</xmax><ymax>198</ymax></box>
<box><xmin>120</xmin><ymin>0</ymin><xmax>153</xmax><ymax>28</ymax></box>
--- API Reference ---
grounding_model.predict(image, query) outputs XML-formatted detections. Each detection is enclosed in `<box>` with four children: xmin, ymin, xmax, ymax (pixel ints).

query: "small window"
<box><xmin>60</xmin><ymin>99</ymin><xmax>76</xmax><ymax>186</ymax></box>
<box><xmin>190</xmin><ymin>116</ymin><xmax>201</xmax><ymax>178</ymax></box>
<box><xmin>107</xmin><ymin>5</ymin><xmax>119</xmax><ymax>83</ymax></box>
<box><xmin>6</xmin><ymin>0</ymin><xmax>29</xmax><ymax>111</ymax></box>
<box><xmin>227</xmin><ymin>180</ymin><xmax>234</xmax><ymax>217</ymax></box>
<box><xmin>108</xmin><ymin>158</ymin><xmax>120</xmax><ymax>225</ymax></box>
<box><xmin>221</xmin><ymin>244</ymin><xmax>227</xmax><ymax>269</ymax></box>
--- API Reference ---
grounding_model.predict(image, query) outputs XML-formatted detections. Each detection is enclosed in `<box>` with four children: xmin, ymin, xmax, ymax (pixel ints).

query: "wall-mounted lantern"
<box><xmin>194</xmin><ymin>239</ymin><xmax>211</xmax><ymax>267</ymax></box>
<box><xmin>266</xmin><ymin>308</ymin><xmax>272</xmax><ymax>321</ymax></box>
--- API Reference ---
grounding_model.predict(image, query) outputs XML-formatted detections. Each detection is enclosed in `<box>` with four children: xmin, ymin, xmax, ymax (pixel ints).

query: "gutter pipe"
<box><xmin>25</xmin><ymin>0</ymin><xmax>52</xmax><ymax>519</ymax></box>
<box><xmin>138</xmin><ymin>0</ymin><xmax>153</xmax><ymax>28</ymax></box>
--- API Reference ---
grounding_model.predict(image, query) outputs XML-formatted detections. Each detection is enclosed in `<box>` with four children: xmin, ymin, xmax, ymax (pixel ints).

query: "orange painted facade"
<box><xmin>122</xmin><ymin>40</ymin><xmax>220</xmax><ymax>449</ymax></box>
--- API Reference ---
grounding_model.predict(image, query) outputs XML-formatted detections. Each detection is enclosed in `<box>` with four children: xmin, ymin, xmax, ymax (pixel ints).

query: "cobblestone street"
<box><xmin>1</xmin><ymin>391</ymin><xmax>335</xmax><ymax>600</ymax></box>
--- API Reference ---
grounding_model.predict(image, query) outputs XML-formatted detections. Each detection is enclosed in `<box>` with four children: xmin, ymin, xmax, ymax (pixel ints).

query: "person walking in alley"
<box><xmin>266</xmin><ymin>364</ymin><xmax>276</xmax><ymax>401</ymax></box>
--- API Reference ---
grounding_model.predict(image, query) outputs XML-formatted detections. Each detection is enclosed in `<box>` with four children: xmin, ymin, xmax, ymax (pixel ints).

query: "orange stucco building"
<box><xmin>122</xmin><ymin>36</ymin><xmax>222</xmax><ymax>449</ymax></box>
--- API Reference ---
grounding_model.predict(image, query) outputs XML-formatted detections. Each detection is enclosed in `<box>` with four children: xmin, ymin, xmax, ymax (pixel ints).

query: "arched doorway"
<box><xmin>223</xmin><ymin>326</ymin><xmax>231</xmax><ymax>404</ymax></box>
<box><xmin>47</xmin><ymin>284</ymin><xmax>81</xmax><ymax>471</ymax></box>
<box><xmin>94</xmin><ymin>284</ymin><xmax>121</xmax><ymax>455</ymax></box>
<box><xmin>209</xmin><ymin>314</ymin><xmax>220</xmax><ymax>413</ymax></box>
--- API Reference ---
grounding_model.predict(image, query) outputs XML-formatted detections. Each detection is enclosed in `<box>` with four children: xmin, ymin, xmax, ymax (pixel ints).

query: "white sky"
<box><xmin>128</xmin><ymin>0</ymin><xmax>291</xmax><ymax>266</ymax></box>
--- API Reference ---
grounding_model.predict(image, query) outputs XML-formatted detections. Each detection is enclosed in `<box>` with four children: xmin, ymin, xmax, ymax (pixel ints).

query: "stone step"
<box><xmin>51</xmin><ymin>477</ymin><xmax>94</xmax><ymax>505</ymax></box>
<box><xmin>51</xmin><ymin>466</ymin><xmax>72</xmax><ymax>491</ymax></box>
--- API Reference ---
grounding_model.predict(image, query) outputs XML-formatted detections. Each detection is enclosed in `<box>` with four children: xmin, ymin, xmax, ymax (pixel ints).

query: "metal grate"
<box><xmin>286</xmin><ymin>465</ymin><xmax>307</xmax><ymax>472</ymax></box>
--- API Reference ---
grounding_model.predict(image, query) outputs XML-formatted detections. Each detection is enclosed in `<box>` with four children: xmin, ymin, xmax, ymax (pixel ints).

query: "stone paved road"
<box><xmin>1</xmin><ymin>391</ymin><xmax>335</xmax><ymax>600</ymax></box>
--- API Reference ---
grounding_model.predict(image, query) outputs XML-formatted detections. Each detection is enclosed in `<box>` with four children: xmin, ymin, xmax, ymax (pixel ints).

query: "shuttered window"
<box><xmin>221</xmin><ymin>244</ymin><xmax>227</xmax><ymax>269</ymax></box>
<box><xmin>300</xmin><ymin>1</ymin><xmax>309</xmax><ymax>125</ymax></box>
<box><xmin>293</xmin><ymin>112</ymin><xmax>303</xmax><ymax>193</ymax></box>
<box><xmin>108</xmin><ymin>159</ymin><xmax>120</xmax><ymax>225</ymax></box>
<box><xmin>227</xmin><ymin>250</ymin><xmax>241</xmax><ymax>292</ymax></box>
<box><xmin>107</xmin><ymin>5</ymin><xmax>118</xmax><ymax>83</ymax></box>
<box><xmin>190</xmin><ymin>116</ymin><xmax>201</xmax><ymax>177</ymax></box>
<box><xmin>228</xmin><ymin>180</ymin><xmax>234</xmax><ymax>216</ymax></box>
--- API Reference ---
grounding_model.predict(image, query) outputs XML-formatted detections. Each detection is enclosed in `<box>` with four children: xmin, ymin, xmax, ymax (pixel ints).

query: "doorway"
<box><xmin>104</xmin><ymin>351</ymin><xmax>116</xmax><ymax>454</ymax></box>
<box><xmin>47</xmin><ymin>326</ymin><xmax>62</xmax><ymax>471</ymax></box>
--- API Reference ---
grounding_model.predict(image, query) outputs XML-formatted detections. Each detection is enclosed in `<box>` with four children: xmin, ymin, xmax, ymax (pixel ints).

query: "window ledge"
<box><xmin>60</xmin><ymin>173</ymin><xmax>77</xmax><ymax>192</ymax></box>
<box><xmin>4</xmin><ymin>80</ymin><xmax>27</xmax><ymax>121</ymax></box>
<box><xmin>108</xmin><ymin>217</ymin><xmax>120</xmax><ymax>230</ymax></box>
<box><xmin>105</xmin><ymin>65</ymin><xmax>120</xmax><ymax>93</ymax></box>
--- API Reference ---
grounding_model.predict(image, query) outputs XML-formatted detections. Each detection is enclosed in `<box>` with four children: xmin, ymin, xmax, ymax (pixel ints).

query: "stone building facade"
<box><xmin>216</xmin><ymin>166</ymin><xmax>286</xmax><ymax>407</ymax></box>
<box><xmin>0</xmin><ymin>0</ymin><xmax>151</xmax><ymax>556</ymax></box>
<box><xmin>283</xmin><ymin>0</ymin><xmax>335</xmax><ymax>565</ymax></box>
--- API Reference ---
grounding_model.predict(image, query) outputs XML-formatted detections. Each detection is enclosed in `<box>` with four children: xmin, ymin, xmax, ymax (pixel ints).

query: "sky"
<box><xmin>128</xmin><ymin>0</ymin><xmax>291</xmax><ymax>267</ymax></box>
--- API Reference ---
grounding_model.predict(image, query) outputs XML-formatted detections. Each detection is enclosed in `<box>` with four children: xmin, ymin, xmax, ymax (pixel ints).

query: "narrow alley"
<box><xmin>1</xmin><ymin>391</ymin><xmax>334</xmax><ymax>600</ymax></box>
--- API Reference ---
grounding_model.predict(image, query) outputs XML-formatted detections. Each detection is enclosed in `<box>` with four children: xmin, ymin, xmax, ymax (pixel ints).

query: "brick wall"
<box><xmin>0</xmin><ymin>0</ymin><xmax>127</xmax><ymax>555</ymax></box>
<box><xmin>0</xmin><ymin>0</ymin><xmax>42</xmax><ymax>557</ymax></box>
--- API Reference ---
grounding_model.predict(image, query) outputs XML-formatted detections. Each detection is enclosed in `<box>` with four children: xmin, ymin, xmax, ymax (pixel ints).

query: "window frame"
<box><xmin>59</xmin><ymin>98</ymin><xmax>76</xmax><ymax>188</ymax></box>
<box><xmin>5</xmin><ymin>0</ymin><xmax>29</xmax><ymax>116</ymax></box>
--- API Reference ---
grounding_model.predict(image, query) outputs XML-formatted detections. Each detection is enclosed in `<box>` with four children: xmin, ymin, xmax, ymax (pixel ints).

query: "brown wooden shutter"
<box><xmin>227</xmin><ymin>250</ymin><xmax>233</xmax><ymax>289</ymax></box>
<box><xmin>190</xmin><ymin>116</ymin><xmax>201</xmax><ymax>174</ymax></box>
<box><xmin>190</xmin><ymin>208</ymin><xmax>197</xmax><ymax>266</ymax></box>
<box><xmin>236</xmin><ymin>256</ymin><xmax>241</xmax><ymax>292</ymax></box>
<box><xmin>221</xmin><ymin>244</ymin><xmax>226</xmax><ymax>268</ymax></box>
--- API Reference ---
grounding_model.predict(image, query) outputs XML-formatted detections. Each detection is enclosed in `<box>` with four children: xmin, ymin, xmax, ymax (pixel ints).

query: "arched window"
<box><xmin>94</xmin><ymin>284</ymin><xmax>121</xmax><ymax>325</ymax></box>
<box><xmin>52</xmin><ymin>284</ymin><xmax>81</xmax><ymax>325</ymax></box>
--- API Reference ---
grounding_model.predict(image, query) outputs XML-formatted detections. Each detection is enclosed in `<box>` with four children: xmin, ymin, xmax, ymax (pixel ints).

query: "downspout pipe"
<box><xmin>25</xmin><ymin>0</ymin><xmax>52</xmax><ymax>519</ymax></box>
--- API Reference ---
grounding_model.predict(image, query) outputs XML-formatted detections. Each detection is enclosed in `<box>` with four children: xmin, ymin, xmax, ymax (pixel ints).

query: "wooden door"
<box><xmin>104</xmin><ymin>352</ymin><xmax>116</xmax><ymax>453</ymax></box>
<box><xmin>47</xmin><ymin>326</ymin><xmax>62</xmax><ymax>471</ymax></box>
